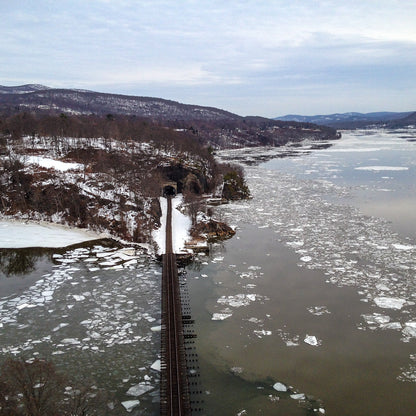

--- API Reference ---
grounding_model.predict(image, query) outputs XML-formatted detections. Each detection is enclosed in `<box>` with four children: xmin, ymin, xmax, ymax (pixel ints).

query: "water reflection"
<box><xmin>0</xmin><ymin>248</ymin><xmax>49</xmax><ymax>276</ymax></box>
<box><xmin>0</xmin><ymin>239</ymin><xmax>116</xmax><ymax>278</ymax></box>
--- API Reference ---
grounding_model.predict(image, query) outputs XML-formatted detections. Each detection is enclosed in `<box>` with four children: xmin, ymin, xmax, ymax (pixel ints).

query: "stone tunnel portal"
<box><xmin>162</xmin><ymin>182</ymin><xmax>177</xmax><ymax>197</ymax></box>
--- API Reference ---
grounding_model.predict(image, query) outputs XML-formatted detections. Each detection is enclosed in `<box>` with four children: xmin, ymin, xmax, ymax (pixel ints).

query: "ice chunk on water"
<box><xmin>126</xmin><ymin>382</ymin><xmax>153</xmax><ymax>397</ymax></box>
<box><xmin>16</xmin><ymin>303</ymin><xmax>37</xmax><ymax>310</ymax></box>
<box><xmin>392</xmin><ymin>243</ymin><xmax>414</xmax><ymax>251</ymax></box>
<box><xmin>403</xmin><ymin>322</ymin><xmax>416</xmax><ymax>339</ymax></box>
<box><xmin>217</xmin><ymin>294</ymin><xmax>258</xmax><ymax>308</ymax></box>
<box><xmin>362</xmin><ymin>313</ymin><xmax>391</xmax><ymax>326</ymax></box>
<box><xmin>150</xmin><ymin>360</ymin><xmax>161</xmax><ymax>371</ymax></box>
<box><xmin>290</xmin><ymin>393</ymin><xmax>306</xmax><ymax>400</ymax></box>
<box><xmin>53</xmin><ymin>323</ymin><xmax>69</xmax><ymax>332</ymax></box>
<box><xmin>307</xmin><ymin>306</ymin><xmax>331</xmax><ymax>316</ymax></box>
<box><xmin>212</xmin><ymin>313</ymin><xmax>233</xmax><ymax>321</ymax></box>
<box><xmin>273</xmin><ymin>382</ymin><xmax>287</xmax><ymax>392</ymax></box>
<box><xmin>150</xmin><ymin>325</ymin><xmax>161</xmax><ymax>332</ymax></box>
<box><xmin>287</xmin><ymin>240</ymin><xmax>304</xmax><ymax>248</ymax></box>
<box><xmin>61</xmin><ymin>338</ymin><xmax>81</xmax><ymax>345</ymax></box>
<box><xmin>254</xmin><ymin>329</ymin><xmax>272</xmax><ymax>338</ymax></box>
<box><xmin>381</xmin><ymin>322</ymin><xmax>402</xmax><ymax>330</ymax></box>
<box><xmin>374</xmin><ymin>297</ymin><xmax>406</xmax><ymax>310</ymax></box>
<box><xmin>304</xmin><ymin>335</ymin><xmax>321</xmax><ymax>346</ymax></box>
<box><xmin>121</xmin><ymin>400</ymin><xmax>140</xmax><ymax>412</ymax></box>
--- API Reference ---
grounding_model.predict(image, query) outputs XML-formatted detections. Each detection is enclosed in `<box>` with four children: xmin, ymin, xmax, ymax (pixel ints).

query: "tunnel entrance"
<box><xmin>162</xmin><ymin>181</ymin><xmax>177</xmax><ymax>197</ymax></box>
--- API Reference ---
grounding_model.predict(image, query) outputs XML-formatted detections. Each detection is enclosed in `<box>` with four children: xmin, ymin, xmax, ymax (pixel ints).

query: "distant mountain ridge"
<box><xmin>275</xmin><ymin>111</ymin><xmax>415</xmax><ymax>128</ymax></box>
<box><xmin>0</xmin><ymin>84</ymin><xmax>341</xmax><ymax>146</ymax></box>
<box><xmin>0</xmin><ymin>84</ymin><xmax>51</xmax><ymax>94</ymax></box>
<box><xmin>0</xmin><ymin>84</ymin><xmax>241</xmax><ymax>122</ymax></box>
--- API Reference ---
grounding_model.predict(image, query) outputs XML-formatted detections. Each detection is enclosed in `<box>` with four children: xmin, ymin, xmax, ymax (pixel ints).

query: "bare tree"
<box><xmin>0</xmin><ymin>358</ymin><xmax>109</xmax><ymax>416</ymax></box>
<box><xmin>183</xmin><ymin>189</ymin><xmax>203</xmax><ymax>225</ymax></box>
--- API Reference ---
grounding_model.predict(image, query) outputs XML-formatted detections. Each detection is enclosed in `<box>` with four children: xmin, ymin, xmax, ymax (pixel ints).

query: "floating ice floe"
<box><xmin>217</xmin><ymin>294</ymin><xmax>258</xmax><ymax>308</ymax></box>
<box><xmin>277</xmin><ymin>329</ymin><xmax>300</xmax><ymax>347</ymax></box>
<box><xmin>362</xmin><ymin>313</ymin><xmax>391</xmax><ymax>326</ymax></box>
<box><xmin>374</xmin><ymin>297</ymin><xmax>406</xmax><ymax>310</ymax></box>
<box><xmin>150</xmin><ymin>325</ymin><xmax>161</xmax><ymax>332</ymax></box>
<box><xmin>53</xmin><ymin>323</ymin><xmax>69</xmax><ymax>332</ymax></box>
<box><xmin>212</xmin><ymin>313</ymin><xmax>233</xmax><ymax>321</ymax></box>
<box><xmin>150</xmin><ymin>360</ymin><xmax>161</xmax><ymax>371</ymax></box>
<box><xmin>290</xmin><ymin>393</ymin><xmax>306</xmax><ymax>400</ymax></box>
<box><xmin>304</xmin><ymin>335</ymin><xmax>321</xmax><ymax>346</ymax></box>
<box><xmin>273</xmin><ymin>382</ymin><xmax>287</xmax><ymax>392</ymax></box>
<box><xmin>307</xmin><ymin>306</ymin><xmax>331</xmax><ymax>316</ymax></box>
<box><xmin>121</xmin><ymin>400</ymin><xmax>140</xmax><ymax>412</ymax></box>
<box><xmin>392</xmin><ymin>243</ymin><xmax>415</xmax><ymax>251</ymax></box>
<box><xmin>253</xmin><ymin>329</ymin><xmax>272</xmax><ymax>338</ymax></box>
<box><xmin>402</xmin><ymin>322</ymin><xmax>416</xmax><ymax>339</ymax></box>
<box><xmin>287</xmin><ymin>240</ymin><xmax>304</xmax><ymax>248</ymax></box>
<box><xmin>126</xmin><ymin>382</ymin><xmax>154</xmax><ymax>397</ymax></box>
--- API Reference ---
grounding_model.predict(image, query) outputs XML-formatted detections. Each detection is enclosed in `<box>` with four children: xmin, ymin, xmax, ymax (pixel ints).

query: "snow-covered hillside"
<box><xmin>0</xmin><ymin>112</ymin><xmax>234</xmax><ymax>251</ymax></box>
<box><xmin>0</xmin><ymin>85</ymin><xmax>239</xmax><ymax>121</ymax></box>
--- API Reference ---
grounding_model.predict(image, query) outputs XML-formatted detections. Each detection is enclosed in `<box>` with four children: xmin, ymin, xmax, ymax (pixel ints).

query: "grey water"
<box><xmin>186</xmin><ymin>128</ymin><xmax>416</xmax><ymax>415</ymax></box>
<box><xmin>0</xmin><ymin>243</ymin><xmax>162</xmax><ymax>415</ymax></box>
<box><xmin>1</xmin><ymin>128</ymin><xmax>416</xmax><ymax>415</ymax></box>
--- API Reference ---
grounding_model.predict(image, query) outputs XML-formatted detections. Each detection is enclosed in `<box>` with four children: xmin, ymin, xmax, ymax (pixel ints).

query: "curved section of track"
<box><xmin>160</xmin><ymin>196</ymin><xmax>192</xmax><ymax>415</ymax></box>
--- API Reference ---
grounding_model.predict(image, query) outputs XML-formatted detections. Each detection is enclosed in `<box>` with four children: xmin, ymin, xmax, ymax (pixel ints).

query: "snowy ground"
<box><xmin>0</xmin><ymin>220</ymin><xmax>105</xmax><ymax>248</ymax></box>
<box><xmin>152</xmin><ymin>195</ymin><xmax>192</xmax><ymax>255</ymax></box>
<box><xmin>26</xmin><ymin>155</ymin><xmax>84</xmax><ymax>172</ymax></box>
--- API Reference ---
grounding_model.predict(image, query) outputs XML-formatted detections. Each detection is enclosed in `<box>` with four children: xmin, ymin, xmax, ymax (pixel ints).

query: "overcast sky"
<box><xmin>1</xmin><ymin>0</ymin><xmax>415</xmax><ymax>117</ymax></box>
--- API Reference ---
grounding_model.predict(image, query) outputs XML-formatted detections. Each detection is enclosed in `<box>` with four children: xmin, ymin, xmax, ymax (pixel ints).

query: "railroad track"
<box><xmin>160</xmin><ymin>196</ymin><xmax>192</xmax><ymax>415</ymax></box>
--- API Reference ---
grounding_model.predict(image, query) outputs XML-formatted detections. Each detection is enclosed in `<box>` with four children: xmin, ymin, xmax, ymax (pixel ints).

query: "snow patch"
<box><xmin>152</xmin><ymin>195</ymin><xmax>191</xmax><ymax>254</ymax></box>
<box><xmin>26</xmin><ymin>156</ymin><xmax>83</xmax><ymax>172</ymax></box>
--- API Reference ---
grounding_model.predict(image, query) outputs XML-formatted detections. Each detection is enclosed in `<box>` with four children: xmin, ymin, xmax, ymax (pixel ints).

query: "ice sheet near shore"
<box><xmin>0</xmin><ymin>220</ymin><xmax>103</xmax><ymax>248</ymax></box>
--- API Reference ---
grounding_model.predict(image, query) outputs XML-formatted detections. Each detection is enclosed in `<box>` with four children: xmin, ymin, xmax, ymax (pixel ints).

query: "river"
<box><xmin>1</xmin><ymin>128</ymin><xmax>416</xmax><ymax>415</ymax></box>
<box><xmin>186</xmin><ymin>128</ymin><xmax>416</xmax><ymax>415</ymax></box>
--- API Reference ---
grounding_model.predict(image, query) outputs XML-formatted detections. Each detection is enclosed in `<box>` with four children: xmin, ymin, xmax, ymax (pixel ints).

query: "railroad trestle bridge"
<box><xmin>160</xmin><ymin>196</ymin><xmax>202</xmax><ymax>415</ymax></box>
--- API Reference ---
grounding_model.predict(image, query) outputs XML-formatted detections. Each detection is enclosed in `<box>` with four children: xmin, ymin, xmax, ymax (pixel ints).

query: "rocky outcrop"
<box><xmin>191</xmin><ymin>220</ymin><xmax>235</xmax><ymax>242</ymax></box>
<box><xmin>222</xmin><ymin>170</ymin><xmax>250</xmax><ymax>200</ymax></box>
<box><xmin>159</xmin><ymin>163</ymin><xmax>211</xmax><ymax>194</ymax></box>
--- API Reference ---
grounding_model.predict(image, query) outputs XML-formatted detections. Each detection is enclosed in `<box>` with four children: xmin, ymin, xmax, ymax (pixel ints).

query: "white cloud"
<box><xmin>92</xmin><ymin>66</ymin><xmax>243</xmax><ymax>86</ymax></box>
<box><xmin>1</xmin><ymin>0</ymin><xmax>416</xmax><ymax>116</ymax></box>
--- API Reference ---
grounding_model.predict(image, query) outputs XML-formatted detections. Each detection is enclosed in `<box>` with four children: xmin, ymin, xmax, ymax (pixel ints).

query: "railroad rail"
<box><xmin>160</xmin><ymin>196</ymin><xmax>192</xmax><ymax>415</ymax></box>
